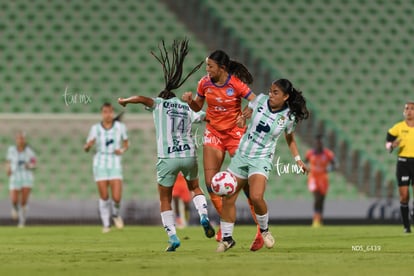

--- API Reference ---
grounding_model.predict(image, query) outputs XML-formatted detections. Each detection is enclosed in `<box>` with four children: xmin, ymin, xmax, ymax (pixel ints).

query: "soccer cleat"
<box><xmin>102</xmin><ymin>227</ymin><xmax>111</xmax><ymax>234</ymax></box>
<box><xmin>404</xmin><ymin>227</ymin><xmax>411</xmax><ymax>234</ymax></box>
<box><xmin>215</xmin><ymin>227</ymin><xmax>222</xmax><ymax>242</ymax></box>
<box><xmin>312</xmin><ymin>220</ymin><xmax>322</xmax><ymax>228</ymax></box>
<box><xmin>165</xmin><ymin>235</ymin><xmax>181</xmax><ymax>252</ymax></box>
<box><xmin>200</xmin><ymin>214</ymin><xmax>215</xmax><ymax>238</ymax></box>
<box><xmin>250</xmin><ymin>230</ymin><xmax>264</xmax><ymax>251</ymax></box>
<box><xmin>113</xmin><ymin>216</ymin><xmax>124</xmax><ymax>229</ymax></box>
<box><xmin>11</xmin><ymin>209</ymin><xmax>18</xmax><ymax>220</ymax></box>
<box><xmin>262</xmin><ymin>231</ymin><xmax>275</xmax><ymax>249</ymax></box>
<box><xmin>216</xmin><ymin>238</ymin><xmax>236</xmax><ymax>253</ymax></box>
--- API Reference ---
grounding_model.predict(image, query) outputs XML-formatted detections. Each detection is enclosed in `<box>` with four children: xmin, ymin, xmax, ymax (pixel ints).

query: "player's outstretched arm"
<box><xmin>118</xmin><ymin>96</ymin><xmax>154</xmax><ymax>108</ymax></box>
<box><xmin>83</xmin><ymin>139</ymin><xmax>95</xmax><ymax>152</ymax></box>
<box><xmin>285</xmin><ymin>132</ymin><xmax>308</xmax><ymax>174</ymax></box>
<box><xmin>5</xmin><ymin>161</ymin><xmax>11</xmax><ymax>177</ymax></box>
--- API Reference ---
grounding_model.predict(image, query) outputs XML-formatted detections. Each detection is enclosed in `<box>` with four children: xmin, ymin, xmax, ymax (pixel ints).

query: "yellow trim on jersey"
<box><xmin>388</xmin><ymin>120</ymin><xmax>414</xmax><ymax>157</ymax></box>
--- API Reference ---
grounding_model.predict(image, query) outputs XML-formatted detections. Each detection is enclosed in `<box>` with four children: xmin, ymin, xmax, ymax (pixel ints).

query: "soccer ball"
<box><xmin>211</xmin><ymin>171</ymin><xmax>238</xmax><ymax>196</ymax></box>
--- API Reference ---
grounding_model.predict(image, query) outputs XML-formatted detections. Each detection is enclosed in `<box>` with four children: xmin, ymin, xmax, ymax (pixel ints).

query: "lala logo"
<box><xmin>226</xmin><ymin>88</ymin><xmax>234</xmax><ymax>96</ymax></box>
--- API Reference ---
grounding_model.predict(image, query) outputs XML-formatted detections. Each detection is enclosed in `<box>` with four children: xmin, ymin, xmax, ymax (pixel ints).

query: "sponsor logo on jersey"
<box><xmin>226</xmin><ymin>88</ymin><xmax>234</xmax><ymax>96</ymax></box>
<box><xmin>105</xmin><ymin>138</ymin><xmax>114</xmax><ymax>146</ymax></box>
<box><xmin>168</xmin><ymin>139</ymin><xmax>191</xmax><ymax>154</ymax></box>
<box><xmin>256</xmin><ymin>120</ymin><xmax>271</xmax><ymax>133</ymax></box>
<box><xmin>214</xmin><ymin>106</ymin><xmax>227</xmax><ymax>112</ymax></box>
<box><xmin>163</xmin><ymin>101</ymin><xmax>190</xmax><ymax>111</ymax></box>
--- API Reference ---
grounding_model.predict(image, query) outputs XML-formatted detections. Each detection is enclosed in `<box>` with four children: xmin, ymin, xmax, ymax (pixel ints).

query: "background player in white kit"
<box><xmin>217</xmin><ymin>79</ymin><xmax>310</xmax><ymax>252</ymax></box>
<box><xmin>6</xmin><ymin>131</ymin><xmax>37</xmax><ymax>227</ymax></box>
<box><xmin>118</xmin><ymin>39</ymin><xmax>215</xmax><ymax>251</ymax></box>
<box><xmin>84</xmin><ymin>103</ymin><xmax>129</xmax><ymax>233</ymax></box>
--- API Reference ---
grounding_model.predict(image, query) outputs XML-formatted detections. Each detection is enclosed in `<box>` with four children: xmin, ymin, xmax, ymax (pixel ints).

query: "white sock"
<box><xmin>112</xmin><ymin>201</ymin><xmax>121</xmax><ymax>217</ymax></box>
<box><xmin>99</xmin><ymin>199</ymin><xmax>111</xmax><ymax>228</ymax></box>
<box><xmin>192</xmin><ymin>194</ymin><xmax>208</xmax><ymax>216</ymax></box>
<box><xmin>161</xmin><ymin>210</ymin><xmax>176</xmax><ymax>237</ymax></box>
<box><xmin>220</xmin><ymin>221</ymin><xmax>234</xmax><ymax>239</ymax></box>
<box><xmin>256</xmin><ymin>213</ymin><xmax>269</xmax><ymax>231</ymax></box>
<box><xmin>19</xmin><ymin>205</ymin><xmax>26</xmax><ymax>225</ymax></box>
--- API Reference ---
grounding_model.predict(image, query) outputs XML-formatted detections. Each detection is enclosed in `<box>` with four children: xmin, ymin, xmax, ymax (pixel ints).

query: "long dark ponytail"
<box><xmin>151</xmin><ymin>39</ymin><xmax>203</xmax><ymax>99</ymax></box>
<box><xmin>208</xmin><ymin>50</ymin><xmax>253</xmax><ymax>84</ymax></box>
<box><xmin>273</xmin><ymin>79</ymin><xmax>309</xmax><ymax>123</ymax></box>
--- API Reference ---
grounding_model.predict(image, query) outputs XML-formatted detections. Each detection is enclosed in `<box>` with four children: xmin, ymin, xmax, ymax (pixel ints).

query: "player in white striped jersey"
<box><xmin>217</xmin><ymin>79</ymin><xmax>310</xmax><ymax>252</ymax></box>
<box><xmin>84</xmin><ymin>103</ymin><xmax>129</xmax><ymax>233</ymax></box>
<box><xmin>6</xmin><ymin>131</ymin><xmax>36</xmax><ymax>227</ymax></box>
<box><xmin>118</xmin><ymin>39</ymin><xmax>215</xmax><ymax>252</ymax></box>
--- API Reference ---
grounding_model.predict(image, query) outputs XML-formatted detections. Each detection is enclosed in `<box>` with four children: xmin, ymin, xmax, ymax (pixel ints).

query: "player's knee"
<box><xmin>249</xmin><ymin>193</ymin><xmax>264</xmax><ymax>206</ymax></box>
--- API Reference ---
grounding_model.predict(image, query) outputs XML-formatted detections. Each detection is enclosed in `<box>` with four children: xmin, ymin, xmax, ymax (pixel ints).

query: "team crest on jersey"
<box><xmin>277</xmin><ymin>116</ymin><xmax>286</xmax><ymax>126</ymax></box>
<box><xmin>226</xmin><ymin>88</ymin><xmax>234</xmax><ymax>96</ymax></box>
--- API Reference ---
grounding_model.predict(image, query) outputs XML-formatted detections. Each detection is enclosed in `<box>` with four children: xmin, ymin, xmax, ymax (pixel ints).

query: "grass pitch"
<box><xmin>0</xmin><ymin>225</ymin><xmax>412</xmax><ymax>276</ymax></box>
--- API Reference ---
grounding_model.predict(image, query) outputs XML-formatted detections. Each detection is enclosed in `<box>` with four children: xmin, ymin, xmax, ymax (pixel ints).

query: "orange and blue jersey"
<box><xmin>197</xmin><ymin>74</ymin><xmax>252</xmax><ymax>131</ymax></box>
<box><xmin>306</xmin><ymin>148</ymin><xmax>335</xmax><ymax>177</ymax></box>
<box><xmin>305</xmin><ymin>148</ymin><xmax>335</xmax><ymax>195</ymax></box>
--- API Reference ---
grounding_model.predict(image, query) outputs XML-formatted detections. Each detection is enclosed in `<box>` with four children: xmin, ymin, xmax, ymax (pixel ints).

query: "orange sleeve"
<box><xmin>233</xmin><ymin>76</ymin><xmax>252</xmax><ymax>99</ymax></box>
<box><xmin>326</xmin><ymin>149</ymin><xmax>335</xmax><ymax>162</ymax></box>
<box><xmin>197</xmin><ymin>76</ymin><xmax>208</xmax><ymax>98</ymax></box>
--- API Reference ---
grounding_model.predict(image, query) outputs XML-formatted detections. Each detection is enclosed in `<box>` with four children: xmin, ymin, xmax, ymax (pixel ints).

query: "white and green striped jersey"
<box><xmin>238</xmin><ymin>93</ymin><xmax>296</xmax><ymax>161</ymax></box>
<box><xmin>147</xmin><ymin>97</ymin><xmax>204</xmax><ymax>158</ymax></box>
<box><xmin>87</xmin><ymin>121</ymin><xmax>128</xmax><ymax>169</ymax></box>
<box><xmin>7</xmin><ymin>145</ymin><xmax>36</xmax><ymax>183</ymax></box>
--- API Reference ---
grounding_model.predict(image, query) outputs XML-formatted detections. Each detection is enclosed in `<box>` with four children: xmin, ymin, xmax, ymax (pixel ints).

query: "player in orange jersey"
<box><xmin>172</xmin><ymin>172</ymin><xmax>191</xmax><ymax>228</ymax></box>
<box><xmin>182</xmin><ymin>50</ymin><xmax>264</xmax><ymax>251</ymax></box>
<box><xmin>305</xmin><ymin>135</ymin><xmax>336</xmax><ymax>227</ymax></box>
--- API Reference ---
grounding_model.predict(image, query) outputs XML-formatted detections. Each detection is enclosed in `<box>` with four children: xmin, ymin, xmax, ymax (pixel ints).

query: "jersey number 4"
<box><xmin>171</xmin><ymin>117</ymin><xmax>186</xmax><ymax>133</ymax></box>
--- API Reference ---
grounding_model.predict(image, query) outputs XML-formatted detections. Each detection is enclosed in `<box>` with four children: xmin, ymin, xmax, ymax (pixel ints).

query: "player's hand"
<box><xmin>118</xmin><ymin>98</ymin><xmax>127</xmax><ymax>107</ymax></box>
<box><xmin>297</xmin><ymin>160</ymin><xmax>309</xmax><ymax>175</ymax></box>
<box><xmin>182</xmin><ymin>92</ymin><xmax>193</xmax><ymax>104</ymax></box>
<box><xmin>236</xmin><ymin>114</ymin><xmax>246</xmax><ymax>128</ymax></box>
<box><xmin>6</xmin><ymin>167</ymin><xmax>11</xmax><ymax>177</ymax></box>
<box><xmin>83</xmin><ymin>144</ymin><xmax>90</xmax><ymax>152</ymax></box>
<box><xmin>392</xmin><ymin>139</ymin><xmax>400</xmax><ymax>148</ymax></box>
<box><xmin>242</xmin><ymin>108</ymin><xmax>253</xmax><ymax>119</ymax></box>
<box><xmin>114</xmin><ymin>148</ymin><xmax>125</xmax><ymax>155</ymax></box>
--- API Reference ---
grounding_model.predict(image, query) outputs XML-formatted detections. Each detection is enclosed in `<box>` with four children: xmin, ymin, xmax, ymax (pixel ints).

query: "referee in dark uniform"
<box><xmin>386</xmin><ymin>100</ymin><xmax>414</xmax><ymax>233</ymax></box>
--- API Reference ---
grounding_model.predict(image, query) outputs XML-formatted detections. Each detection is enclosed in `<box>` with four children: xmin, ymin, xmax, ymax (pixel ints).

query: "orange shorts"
<box><xmin>172</xmin><ymin>173</ymin><xmax>191</xmax><ymax>203</ymax></box>
<box><xmin>308</xmin><ymin>174</ymin><xmax>329</xmax><ymax>196</ymax></box>
<box><xmin>203</xmin><ymin>124</ymin><xmax>246</xmax><ymax>156</ymax></box>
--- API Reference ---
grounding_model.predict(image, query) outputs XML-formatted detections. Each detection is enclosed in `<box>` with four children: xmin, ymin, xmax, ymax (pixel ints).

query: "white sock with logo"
<box><xmin>161</xmin><ymin>210</ymin><xmax>176</xmax><ymax>237</ymax></box>
<box><xmin>192</xmin><ymin>194</ymin><xmax>208</xmax><ymax>216</ymax></box>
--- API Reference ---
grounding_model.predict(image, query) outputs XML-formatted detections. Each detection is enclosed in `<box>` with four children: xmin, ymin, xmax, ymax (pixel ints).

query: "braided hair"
<box><xmin>151</xmin><ymin>39</ymin><xmax>203</xmax><ymax>99</ymax></box>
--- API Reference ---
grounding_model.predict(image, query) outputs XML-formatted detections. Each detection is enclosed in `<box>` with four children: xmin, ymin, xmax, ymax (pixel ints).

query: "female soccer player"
<box><xmin>6</xmin><ymin>131</ymin><xmax>36</xmax><ymax>227</ymax></box>
<box><xmin>118</xmin><ymin>39</ymin><xmax>215</xmax><ymax>252</ymax></box>
<box><xmin>84</xmin><ymin>103</ymin><xmax>129</xmax><ymax>233</ymax></box>
<box><xmin>305</xmin><ymin>134</ymin><xmax>336</xmax><ymax>227</ymax></box>
<box><xmin>386</xmin><ymin>100</ymin><xmax>414</xmax><ymax>233</ymax></box>
<box><xmin>217</xmin><ymin>79</ymin><xmax>309</xmax><ymax>252</ymax></box>
<box><xmin>182</xmin><ymin>50</ymin><xmax>264</xmax><ymax>250</ymax></box>
<box><xmin>172</xmin><ymin>172</ymin><xmax>191</xmax><ymax>228</ymax></box>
